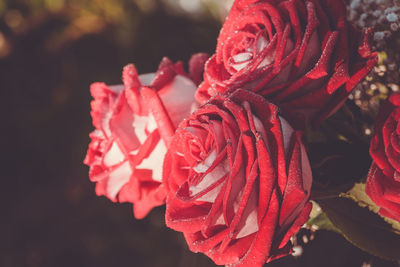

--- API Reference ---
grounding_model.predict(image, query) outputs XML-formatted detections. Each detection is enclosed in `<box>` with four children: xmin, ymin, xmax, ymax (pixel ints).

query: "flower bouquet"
<box><xmin>84</xmin><ymin>0</ymin><xmax>400</xmax><ymax>266</ymax></box>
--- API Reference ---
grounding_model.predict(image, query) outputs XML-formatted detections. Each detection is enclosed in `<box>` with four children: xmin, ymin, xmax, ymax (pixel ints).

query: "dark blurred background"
<box><xmin>1</xmin><ymin>0</ymin><xmax>398</xmax><ymax>266</ymax></box>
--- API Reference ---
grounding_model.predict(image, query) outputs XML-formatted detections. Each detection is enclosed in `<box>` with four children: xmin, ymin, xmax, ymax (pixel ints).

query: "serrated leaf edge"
<box><xmin>341</xmin><ymin>183</ymin><xmax>400</xmax><ymax>234</ymax></box>
<box><xmin>321</xmin><ymin>198</ymin><xmax>400</xmax><ymax>261</ymax></box>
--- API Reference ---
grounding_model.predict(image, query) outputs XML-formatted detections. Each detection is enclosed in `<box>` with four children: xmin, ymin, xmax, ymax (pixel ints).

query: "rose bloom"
<box><xmin>196</xmin><ymin>0</ymin><xmax>377</xmax><ymax>126</ymax></box>
<box><xmin>163</xmin><ymin>89</ymin><xmax>312</xmax><ymax>266</ymax></box>
<box><xmin>366</xmin><ymin>93</ymin><xmax>400</xmax><ymax>222</ymax></box>
<box><xmin>84</xmin><ymin>55</ymin><xmax>207</xmax><ymax>219</ymax></box>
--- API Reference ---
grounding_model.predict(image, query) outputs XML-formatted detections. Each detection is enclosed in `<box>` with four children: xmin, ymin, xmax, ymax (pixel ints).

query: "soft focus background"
<box><xmin>2</xmin><ymin>0</ymin><xmax>399</xmax><ymax>266</ymax></box>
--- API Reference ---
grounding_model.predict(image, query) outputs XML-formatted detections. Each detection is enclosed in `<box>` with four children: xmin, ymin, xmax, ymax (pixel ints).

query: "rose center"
<box><xmin>230</xmin><ymin>34</ymin><xmax>274</xmax><ymax>72</ymax></box>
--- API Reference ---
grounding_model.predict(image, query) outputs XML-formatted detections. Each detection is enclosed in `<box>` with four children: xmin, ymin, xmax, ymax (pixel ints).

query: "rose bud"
<box><xmin>196</xmin><ymin>0</ymin><xmax>377</xmax><ymax>126</ymax></box>
<box><xmin>366</xmin><ymin>93</ymin><xmax>400</xmax><ymax>222</ymax></box>
<box><xmin>163</xmin><ymin>89</ymin><xmax>312</xmax><ymax>266</ymax></box>
<box><xmin>84</xmin><ymin>54</ymin><xmax>207</xmax><ymax>219</ymax></box>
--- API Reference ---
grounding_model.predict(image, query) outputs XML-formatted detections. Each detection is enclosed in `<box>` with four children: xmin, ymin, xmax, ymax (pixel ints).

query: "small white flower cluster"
<box><xmin>348</xmin><ymin>0</ymin><xmax>400</xmax><ymax>46</ymax></box>
<box><xmin>348</xmin><ymin>1</ymin><xmax>400</xmax><ymax>125</ymax></box>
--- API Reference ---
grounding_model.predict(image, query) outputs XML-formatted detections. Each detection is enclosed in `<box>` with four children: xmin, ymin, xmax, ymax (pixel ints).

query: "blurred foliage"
<box><xmin>0</xmin><ymin>1</ymin><xmax>221</xmax><ymax>267</ymax></box>
<box><xmin>0</xmin><ymin>0</ymin><xmax>223</xmax><ymax>62</ymax></box>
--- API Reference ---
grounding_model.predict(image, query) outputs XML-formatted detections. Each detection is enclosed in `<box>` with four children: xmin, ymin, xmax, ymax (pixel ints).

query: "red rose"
<box><xmin>366</xmin><ymin>93</ymin><xmax>400</xmax><ymax>222</ymax></box>
<box><xmin>84</xmin><ymin>55</ymin><xmax>206</xmax><ymax>219</ymax></box>
<box><xmin>196</xmin><ymin>0</ymin><xmax>377</xmax><ymax>126</ymax></box>
<box><xmin>163</xmin><ymin>89</ymin><xmax>312</xmax><ymax>266</ymax></box>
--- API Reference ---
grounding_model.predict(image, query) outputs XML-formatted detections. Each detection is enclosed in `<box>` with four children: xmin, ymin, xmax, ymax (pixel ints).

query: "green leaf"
<box><xmin>307</xmin><ymin>211</ymin><xmax>341</xmax><ymax>234</ymax></box>
<box><xmin>318</xmin><ymin>197</ymin><xmax>400</xmax><ymax>261</ymax></box>
<box><xmin>342</xmin><ymin>183</ymin><xmax>400</xmax><ymax>233</ymax></box>
<box><xmin>378</xmin><ymin>51</ymin><xmax>387</xmax><ymax>65</ymax></box>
